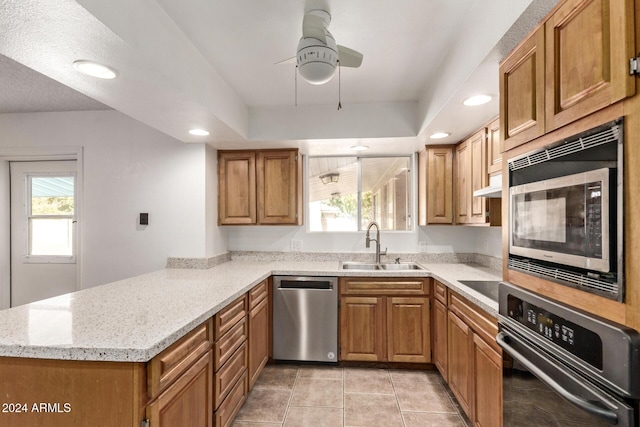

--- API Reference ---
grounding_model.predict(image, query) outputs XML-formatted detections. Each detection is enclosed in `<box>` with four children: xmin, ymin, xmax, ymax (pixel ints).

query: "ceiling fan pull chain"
<box><xmin>337</xmin><ymin>61</ymin><xmax>342</xmax><ymax>110</ymax></box>
<box><xmin>295</xmin><ymin>65</ymin><xmax>298</xmax><ymax>107</ymax></box>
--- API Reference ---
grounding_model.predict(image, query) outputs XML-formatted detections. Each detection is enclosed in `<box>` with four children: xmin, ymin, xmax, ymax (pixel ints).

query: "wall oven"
<box><xmin>507</xmin><ymin>118</ymin><xmax>624</xmax><ymax>301</ymax></box>
<box><xmin>498</xmin><ymin>282</ymin><xmax>640</xmax><ymax>426</ymax></box>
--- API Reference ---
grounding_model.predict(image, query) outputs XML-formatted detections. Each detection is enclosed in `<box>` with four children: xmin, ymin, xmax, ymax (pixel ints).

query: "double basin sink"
<box><xmin>340</xmin><ymin>261</ymin><xmax>426</xmax><ymax>271</ymax></box>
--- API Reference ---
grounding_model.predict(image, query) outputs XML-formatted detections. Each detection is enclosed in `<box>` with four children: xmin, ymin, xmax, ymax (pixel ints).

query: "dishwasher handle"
<box><xmin>278</xmin><ymin>280</ymin><xmax>333</xmax><ymax>290</ymax></box>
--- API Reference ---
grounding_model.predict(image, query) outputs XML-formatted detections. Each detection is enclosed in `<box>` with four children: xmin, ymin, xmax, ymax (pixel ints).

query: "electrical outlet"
<box><xmin>290</xmin><ymin>240</ymin><xmax>302</xmax><ymax>252</ymax></box>
<box><xmin>418</xmin><ymin>241</ymin><xmax>428</xmax><ymax>253</ymax></box>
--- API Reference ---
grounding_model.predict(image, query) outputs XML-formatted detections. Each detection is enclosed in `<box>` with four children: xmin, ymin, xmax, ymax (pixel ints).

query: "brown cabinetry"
<box><xmin>447</xmin><ymin>310</ymin><xmax>473</xmax><ymax>416</ymax></box>
<box><xmin>433</xmin><ymin>281</ymin><xmax>448</xmax><ymax>382</ymax></box>
<box><xmin>218</xmin><ymin>149</ymin><xmax>302</xmax><ymax>225</ymax></box>
<box><xmin>500</xmin><ymin>0</ymin><xmax>635</xmax><ymax>150</ymax></box>
<box><xmin>455</xmin><ymin>130</ymin><xmax>488</xmax><ymax>225</ymax></box>
<box><xmin>418</xmin><ymin>146</ymin><xmax>454</xmax><ymax>225</ymax></box>
<box><xmin>213</xmin><ymin>295</ymin><xmax>248</xmax><ymax>424</ymax></box>
<box><xmin>248</xmin><ymin>280</ymin><xmax>269</xmax><ymax>389</ymax></box>
<box><xmin>486</xmin><ymin>118</ymin><xmax>502</xmax><ymax>176</ymax></box>
<box><xmin>545</xmin><ymin>0</ymin><xmax>635</xmax><ymax>131</ymax></box>
<box><xmin>339</xmin><ymin>278</ymin><xmax>431</xmax><ymax>363</ymax></box>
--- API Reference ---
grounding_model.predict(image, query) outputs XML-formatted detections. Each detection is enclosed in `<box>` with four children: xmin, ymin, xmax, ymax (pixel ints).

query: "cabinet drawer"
<box><xmin>147</xmin><ymin>318</ymin><xmax>213</xmax><ymax>399</ymax></box>
<box><xmin>340</xmin><ymin>277</ymin><xmax>429</xmax><ymax>296</ymax></box>
<box><xmin>215</xmin><ymin>295</ymin><xmax>247</xmax><ymax>340</ymax></box>
<box><xmin>214</xmin><ymin>316</ymin><xmax>247</xmax><ymax>371</ymax></box>
<box><xmin>215</xmin><ymin>342</ymin><xmax>247</xmax><ymax>409</ymax></box>
<box><xmin>215</xmin><ymin>372</ymin><xmax>247</xmax><ymax>427</ymax></box>
<box><xmin>449</xmin><ymin>291</ymin><xmax>499</xmax><ymax>353</ymax></box>
<box><xmin>434</xmin><ymin>280</ymin><xmax>447</xmax><ymax>304</ymax></box>
<box><xmin>249</xmin><ymin>280</ymin><xmax>268</xmax><ymax>310</ymax></box>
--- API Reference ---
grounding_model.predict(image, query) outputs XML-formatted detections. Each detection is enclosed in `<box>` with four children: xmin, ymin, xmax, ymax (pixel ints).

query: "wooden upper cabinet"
<box><xmin>418</xmin><ymin>146</ymin><xmax>454</xmax><ymax>225</ymax></box>
<box><xmin>500</xmin><ymin>26</ymin><xmax>546</xmax><ymax>151</ymax></box>
<box><xmin>219</xmin><ymin>149</ymin><xmax>302</xmax><ymax>225</ymax></box>
<box><xmin>218</xmin><ymin>151</ymin><xmax>257</xmax><ymax>225</ymax></box>
<box><xmin>455</xmin><ymin>130</ymin><xmax>487</xmax><ymax>224</ymax></box>
<box><xmin>545</xmin><ymin>0</ymin><xmax>636</xmax><ymax>131</ymax></box>
<box><xmin>257</xmin><ymin>150</ymin><xmax>301</xmax><ymax>224</ymax></box>
<box><xmin>486</xmin><ymin>118</ymin><xmax>502</xmax><ymax>175</ymax></box>
<box><xmin>455</xmin><ymin>140</ymin><xmax>471</xmax><ymax>224</ymax></box>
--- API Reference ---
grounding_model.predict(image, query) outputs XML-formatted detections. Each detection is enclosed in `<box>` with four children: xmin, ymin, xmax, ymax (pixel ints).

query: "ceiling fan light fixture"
<box><xmin>297</xmin><ymin>37</ymin><xmax>338</xmax><ymax>85</ymax></box>
<box><xmin>463</xmin><ymin>95</ymin><xmax>492</xmax><ymax>106</ymax></box>
<box><xmin>350</xmin><ymin>145</ymin><xmax>369</xmax><ymax>151</ymax></box>
<box><xmin>72</xmin><ymin>60</ymin><xmax>117</xmax><ymax>79</ymax></box>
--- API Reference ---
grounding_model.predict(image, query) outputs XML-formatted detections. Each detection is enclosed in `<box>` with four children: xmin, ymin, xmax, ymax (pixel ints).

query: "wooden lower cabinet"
<box><xmin>433</xmin><ymin>299</ymin><xmax>448</xmax><ymax>381</ymax></box>
<box><xmin>248</xmin><ymin>283</ymin><xmax>269</xmax><ymax>389</ymax></box>
<box><xmin>387</xmin><ymin>297</ymin><xmax>430</xmax><ymax>363</ymax></box>
<box><xmin>339</xmin><ymin>278</ymin><xmax>431</xmax><ymax>363</ymax></box>
<box><xmin>445</xmin><ymin>291</ymin><xmax>503</xmax><ymax>427</ymax></box>
<box><xmin>147</xmin><ymin>350</ymin><xmax>213</xmax><ymax>427</ymax></box>
<box><xmin>340</xmin><ymin>296</ymin><xmax>386</xmax><ymax>361</ymax></box>
<box><xmin>472</xmin><ymin>334</ymin><xmax>502</xmax><ymax>427</ymax></box>
<box><xmin>447</xmin><ymin>311</ymin><xmax>473</xmax><ymax>416</ymax></box>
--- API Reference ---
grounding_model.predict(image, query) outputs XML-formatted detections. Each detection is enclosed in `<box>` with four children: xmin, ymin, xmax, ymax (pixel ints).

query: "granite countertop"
<box><xmin>0</xmin><ymin>260</ymin><xmax>501</xmax><ymax>362</ymax></box>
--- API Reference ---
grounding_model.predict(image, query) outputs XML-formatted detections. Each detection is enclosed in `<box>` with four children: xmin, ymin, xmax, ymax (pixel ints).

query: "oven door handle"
<box><xmin>496</xmin><ymin>331</ymin><xmax>618</xmax><ymax>424</ymax></box>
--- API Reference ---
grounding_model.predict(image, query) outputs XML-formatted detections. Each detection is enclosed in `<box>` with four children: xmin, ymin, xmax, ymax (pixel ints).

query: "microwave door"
<box><xmin>509</xmin><ymin>168</ymin><xmax>610</xmax><ymax>273</ymax></box>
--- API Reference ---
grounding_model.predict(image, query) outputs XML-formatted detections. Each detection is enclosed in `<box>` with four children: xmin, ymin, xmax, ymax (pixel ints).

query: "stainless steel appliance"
<box><xmin>507</xmin><ymin>118</ymin><xmax>624</xmax><ymax>301</ymax></box>
<box><xmin>498</xmin><ymin>282</ymin><xmax>640</xmax><ymax>426</ymax></box>
<box><xmin>272</xmin><ymin>276</ymin><xmax>338</xmax><ymax>363</ymax></box>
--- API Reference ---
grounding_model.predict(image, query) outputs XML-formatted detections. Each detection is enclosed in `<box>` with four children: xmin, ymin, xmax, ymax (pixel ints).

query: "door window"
<box><xmin>25</xmin><ymin>175</ymin><xmax>76</xmax><ymax>262</ymax></box>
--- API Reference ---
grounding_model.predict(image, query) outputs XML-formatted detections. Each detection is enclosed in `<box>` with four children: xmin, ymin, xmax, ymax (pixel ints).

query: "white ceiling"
<box><xmin>0</xmin><ymin>0</ymin><xmax>558</xmax><ymax>155</ymax></box>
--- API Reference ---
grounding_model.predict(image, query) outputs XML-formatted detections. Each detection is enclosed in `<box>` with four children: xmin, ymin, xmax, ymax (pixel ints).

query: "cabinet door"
<box><xmin>147</xmin><ymin>350</ymin><xmax>213</xmax><ymax>427</ymax></box>
<box><xmin>248</xmin><ymin>297</ymin><xmax>269</xmax><ymax>390</ymax></box>
<box><xmin>500</xmin><ymin>26</ymin><xmax>545</xmax><ymax>151</ymax></box>
<box><xmin>455</xmin><ymin>140</ymin><xmax>471</xmax><ymax>224</ymax></box>
<box><xmin>257</xmin><ymin>150</ymin><xmax>300</xmax><ymax>225</ymax></box>
<box><xmin>386</xmin><ymin>297</ymin><xmax>431</xmax><ymax>363</ymax></box>
<box><xmin>447</xmin><ymin>311</ymin><xmax>472</xmax><ymax>418</ymax></box>
<box><xmin>340</xmin><ymin>296</ymin><xmax>385</xmax><ymax>361</ymax></box>
<box><xmin>486</xmin><ymin>118</ymin><xmax>502</xmax><ymax>176</ymax></box>
<box><xmin>218</xmin><ymin>152</ymin><xmax>256</xmax><ymax>225</ymax></box>
<box><xmin>469</xmin><ymin>130</ymin><xmax>487</xmax><ymax>224</ymax></box>
<box><xmin>472</xmin><ymin>334</ymin><xmax>503</xmax><ymax>427</ymax></box>
<box><xmin>433</xmin><ymin>299</ymin><xmax>448</xmax><ymax>382</ymax></box>
<box><xmin>545</xmin><ymin>0</ymin><xmax>635</xmax><ymax>131</ymax></box>
<box><xmin>418</xmin><ymin>147</ymin><xmax>454</xmax><ymax>225</ymax></box>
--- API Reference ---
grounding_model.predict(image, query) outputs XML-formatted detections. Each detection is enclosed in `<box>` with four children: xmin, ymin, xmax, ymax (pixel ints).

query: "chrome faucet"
<box><xmin>365</xmin><ymin>221</ymin><xmax>387</xmax><ymax>264</ymax></box>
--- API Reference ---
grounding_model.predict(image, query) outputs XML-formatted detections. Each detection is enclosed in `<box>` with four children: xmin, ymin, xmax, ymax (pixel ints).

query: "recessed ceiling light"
<box><xmin>72</xmin><ymin>60</ymin><xmax>117</xmax><ymax>79</ymax></box>
<box><xmin>463</xmin><ymin>95</ymin><xmax>492</xmax><ymax>106</ymax></box>
<box><xmin>350</xmin><ymin>145</ymin><xmax>369</xmax><ymax>151</ymax></box>
<box><xmin>189</xmin><ymin>129</ymin><xmax>210</xmax><ymax>136</ymax></box>
<box><xmin>429</xmin><ymin>132</ymin><xmax>451</xmax><ymax>139</ymax></box>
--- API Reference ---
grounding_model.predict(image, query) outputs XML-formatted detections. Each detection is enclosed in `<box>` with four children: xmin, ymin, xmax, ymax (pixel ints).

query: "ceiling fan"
<box><xmin>279</xmin><ymin>9</ymin><xmax>364</xmax><ymax>85</ymax></box>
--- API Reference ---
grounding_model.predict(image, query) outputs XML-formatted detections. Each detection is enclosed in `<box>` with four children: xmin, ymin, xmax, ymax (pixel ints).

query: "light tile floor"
<box><xmin>232</xmin><ymin>364</ymin><xmax>471</xmax><ymax>427</ymax></box>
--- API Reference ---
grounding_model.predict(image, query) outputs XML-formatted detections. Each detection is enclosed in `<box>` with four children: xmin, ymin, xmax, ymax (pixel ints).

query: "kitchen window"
<box><xmin>308</xmin><ymin>156</ymin><xmax>411</xmax><ymax>232</ymax></box>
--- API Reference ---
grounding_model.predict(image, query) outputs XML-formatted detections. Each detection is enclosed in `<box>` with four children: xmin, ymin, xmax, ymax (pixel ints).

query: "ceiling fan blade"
<box><xmin>274</xmin><ymin>56</ymin><xmax>296</xmax><ymax>65</ymax></box>
<box><xmin>302</xmin><ymin>13</ymin><xmax>327</xmax><ymax>44</ymax></box>
<box><xmin>337</xmin><ymin>45</ymin><xmax>363</xmax><ymax>68</ymax></box>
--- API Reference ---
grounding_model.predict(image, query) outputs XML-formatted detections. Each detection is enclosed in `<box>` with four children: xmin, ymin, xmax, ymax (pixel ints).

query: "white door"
<box><xmin>10</xmin><ymin>161</ymin><xmax>78</xmax><ymax>306</ymax></box>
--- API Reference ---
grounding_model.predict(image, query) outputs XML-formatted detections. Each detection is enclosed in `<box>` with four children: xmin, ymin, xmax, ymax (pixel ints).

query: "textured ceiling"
<box><xmin>0</xmin><ymin>54</ymin><xmax>109</xmax><ymax>113</ymax></box>
<box><xmin>0</xmin><ymin>0</ymin><xmax>559</xmax><ymax>155</ymax></box>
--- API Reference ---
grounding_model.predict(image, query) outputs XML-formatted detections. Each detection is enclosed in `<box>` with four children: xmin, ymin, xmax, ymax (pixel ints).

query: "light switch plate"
<box><xmin>290</xmin><ymin>240</ymin><xmax>302</xmax><ymax>252</ymax></box>
<box><xmin>418</xmin><ymin>241</ymin><xmax>428</xmax><ymax>252</ymax></box>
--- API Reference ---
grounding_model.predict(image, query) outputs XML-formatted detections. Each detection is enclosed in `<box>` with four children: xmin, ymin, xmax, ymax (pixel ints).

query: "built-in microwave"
<box><xmin>510</xmin><ymin>167</ymin><xmax>612</xmax><ymax>272</ymax></box>
<box><xmin>507</xmin><ymin>118</ymin><xmax>624</xmax><ymax>302</ymax></box>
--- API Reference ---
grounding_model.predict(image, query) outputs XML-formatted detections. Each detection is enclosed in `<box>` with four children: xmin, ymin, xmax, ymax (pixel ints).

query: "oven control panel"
<box><xmin>507</xmin><ymin>295</ymin><xmax>603</xmax><ymax>369</ymax></box>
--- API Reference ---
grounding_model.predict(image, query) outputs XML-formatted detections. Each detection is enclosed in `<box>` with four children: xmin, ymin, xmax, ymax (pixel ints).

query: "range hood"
<box><xmin>473</xmin><ymin>174</ymin><xmax>502</xmax><ymax>198</ymax></box>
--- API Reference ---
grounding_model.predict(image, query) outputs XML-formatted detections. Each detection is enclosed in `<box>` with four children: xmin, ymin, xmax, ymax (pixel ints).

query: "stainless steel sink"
<box><xmin>341</xmin><ymin>262</ymin><xmax>381</xmax><ymax>270</ymax></box>
<box><xmin>380</xmin><ymin>262</ymin><xmax>425</xmax><ymax>270</ymax></box>
<box><xmin>457</xmin><ymin>280</ymin><xmax>500</xmax><ymax>301</ymax></box>
<box><xmin>340</xmin><ymin>261</ymin><xmax>426</xmax><ymax>271</ymax></box>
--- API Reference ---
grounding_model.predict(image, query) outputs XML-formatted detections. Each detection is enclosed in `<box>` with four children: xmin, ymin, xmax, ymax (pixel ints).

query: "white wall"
<box><xmin>205</xmin><ymin>144</ymin><xmax>228</xmax><ymax>257</ymax></box>
<box><xmin>474</xmin><ymin>226</ymin><xmax>503</xmax><ymax>258</ymax></box>
<box><xmin>0</xmin><ymin>161</ymin><xmax>9</xmax><ymax>308</ymax></box>
<box><xmin>0</xmin><ymin>110</ymin><xmax>224</xmax><ymax>289</ymax></box>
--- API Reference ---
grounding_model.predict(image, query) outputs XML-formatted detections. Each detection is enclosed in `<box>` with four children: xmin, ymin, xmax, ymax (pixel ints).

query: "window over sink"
<box><xmin>308</xmin><ymin>156</ymin><xmax>412</xmax><ymax>232</ymax></box>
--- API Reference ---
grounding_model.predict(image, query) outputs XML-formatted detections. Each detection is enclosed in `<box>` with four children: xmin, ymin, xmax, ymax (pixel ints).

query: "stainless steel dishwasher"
<box><xmin>272</xmin><ymin>276</ymin><xmax>338</xmax><ymax>363</ymax></box>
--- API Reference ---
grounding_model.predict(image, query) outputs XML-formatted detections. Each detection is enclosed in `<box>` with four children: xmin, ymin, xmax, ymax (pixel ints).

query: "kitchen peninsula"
<box><xmin>0</xmin><ymin>257</ymin><xmax>500</xmax><ymax>426</ymax></box>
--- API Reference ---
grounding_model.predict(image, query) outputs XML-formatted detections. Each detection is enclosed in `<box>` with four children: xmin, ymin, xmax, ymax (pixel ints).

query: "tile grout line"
<box><xmin>388</xmin><ymin>370</ymin><xmax>407</xmax><ymax>427</ymax></box>
<box><xmin>280</xmin><ymin>366</ymin><xmax>300</xmax><ymax>427</ymax></box>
